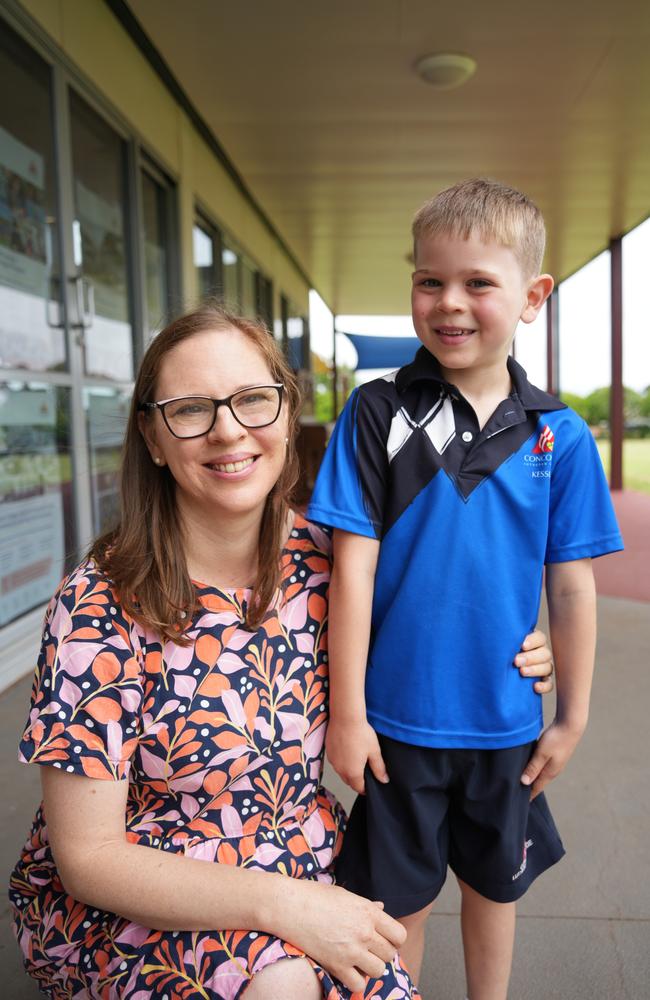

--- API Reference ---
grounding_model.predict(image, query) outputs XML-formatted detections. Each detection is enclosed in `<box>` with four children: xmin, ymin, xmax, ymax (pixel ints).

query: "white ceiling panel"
<box><xmin>128</xmin><ymin>0</ymin><xmax>650</xmax><ymax>313</ymax></box>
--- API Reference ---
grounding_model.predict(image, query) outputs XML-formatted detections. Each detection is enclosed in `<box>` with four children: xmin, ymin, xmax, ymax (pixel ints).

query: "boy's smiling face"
<box><xmin>411</xmin><ymin>230</ymin><xmax>552</xmax><ymax>383</ymax></box>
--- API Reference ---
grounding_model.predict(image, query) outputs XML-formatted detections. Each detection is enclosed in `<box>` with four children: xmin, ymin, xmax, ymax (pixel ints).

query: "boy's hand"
<box><xmin>326</xmin><ymin>717</ymin><xmax>389</xmax><ymax>795</ymax></box>
<box><xmin>520</xmin><ymin>719</ymin><xmax>585</xmax><ymax>799</ymax></box>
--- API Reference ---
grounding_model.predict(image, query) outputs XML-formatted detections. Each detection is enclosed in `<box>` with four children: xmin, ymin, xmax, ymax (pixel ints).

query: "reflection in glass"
<box><xmin>193</xmin><ymin>224</ymin><xmax>213</xmax><ymax>300</ymax></box>
<box><xmin>142</xmin><ymin>169</ymin><xmax>170</xmax><ymax>338</ymax></box>
<box><xmin>0</xmin><ymin>25</ymin><xmax>65</xmax><ymax>372</ymax></box>
<box><xmin>287</xmin><ymin>314</ymin><xmax>306</xmax><ymax>370</ymax></box>
<box><xmin>84</xmin><ymin>386</ymin><xmax>131</xmax><ymax>536</ymax></box>
<box><xmin>241</xmin><ymin>256</ymin><xmax>256</xmax><ymax>317</ymax></box>
<box><xmin>256</xmin><ymin>273</ymin><xmax>273</xmax><ymax>330</ymax></box>
<box><xmin>222</xmin><ymin>242</ymin><xmax>239</xmax><ymax>309</ymax></box>
<box><xmin>69</xmin><ymin>90</ymin><xmax>133</xmax><ymax>381</ymax></box>
<box><xmin>0</xmin><ymin>382</ymin><xmax>74</xmax><ymax>626</ymax></box>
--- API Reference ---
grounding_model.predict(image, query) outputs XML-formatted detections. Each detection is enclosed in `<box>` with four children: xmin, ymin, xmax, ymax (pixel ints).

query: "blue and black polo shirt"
<box><xmin>308</xmin><ymin>347</ymin><xmax>623</xmax><ymax>750</ymax></box>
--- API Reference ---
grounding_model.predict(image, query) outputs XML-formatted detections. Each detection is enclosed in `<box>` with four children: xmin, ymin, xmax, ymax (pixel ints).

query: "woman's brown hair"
<box><xmin>90</xmin><ymin>302</ymin><xmax>301</xmax><ymax>642</ymax></box>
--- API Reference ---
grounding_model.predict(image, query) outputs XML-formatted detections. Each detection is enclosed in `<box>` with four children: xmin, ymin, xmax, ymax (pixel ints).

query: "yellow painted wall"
<box><xmin>18</xmin><ymin>0</ymin><xmax>310</xmax><ymax>314</ymax></box>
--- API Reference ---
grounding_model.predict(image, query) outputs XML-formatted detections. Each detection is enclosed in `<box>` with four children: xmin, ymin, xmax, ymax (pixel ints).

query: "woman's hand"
<box><xmin>282</xmin><ymin>879</ymin><xmax>406</xmax><ymax>993</ymax></box>
<box><xmin>515</xmin><ymin>628</ymin><xmax>554</xmax><ymax>694</ymax></box>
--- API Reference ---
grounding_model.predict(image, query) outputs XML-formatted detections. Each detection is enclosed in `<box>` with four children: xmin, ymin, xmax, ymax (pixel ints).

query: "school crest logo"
<box><xmin>532</xmin><ymin>425</ymin><xmax>555</xmax><ymax>453</ymax></box>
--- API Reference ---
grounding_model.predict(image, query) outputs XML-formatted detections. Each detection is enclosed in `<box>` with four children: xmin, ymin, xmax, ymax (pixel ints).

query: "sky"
<box><xmin>310</xmin><ymin>216</ymin><xmax>650</xmax><ymax>396</ymax></box>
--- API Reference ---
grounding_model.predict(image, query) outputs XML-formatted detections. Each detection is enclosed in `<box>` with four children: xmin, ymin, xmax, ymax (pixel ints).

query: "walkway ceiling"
<box><xmin>127</xmin><ymin>0</ymin><xmax>650</xmax><ymax>315</ymax></box>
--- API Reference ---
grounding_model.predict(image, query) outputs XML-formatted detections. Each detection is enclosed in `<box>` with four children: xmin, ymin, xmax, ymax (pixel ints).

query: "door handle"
<box><xmin>71</xmin><ymin>275</ymin><xmax>95</xmax><ymax>330</ymax></box>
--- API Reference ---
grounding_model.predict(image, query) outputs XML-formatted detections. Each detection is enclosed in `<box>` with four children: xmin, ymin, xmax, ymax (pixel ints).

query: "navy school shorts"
<box><xmin>335</xmin><ymin>735</ymin><xmax>565</xmax><ymax>918</ymax></box>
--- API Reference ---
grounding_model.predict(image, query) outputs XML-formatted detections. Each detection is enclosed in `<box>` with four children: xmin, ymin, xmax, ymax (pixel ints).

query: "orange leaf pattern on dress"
<box><xmin>10</xmin><ymin>517</ymin><xmax>419</xmax><ymax>1000</ymax></box>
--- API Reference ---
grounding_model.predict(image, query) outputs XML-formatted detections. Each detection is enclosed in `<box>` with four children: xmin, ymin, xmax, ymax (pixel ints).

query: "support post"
<box><xmin>609</xmin><ymin>237</ymin><xmax>624</xmax><ymax>491</ymax></box>
<box><xmin>332</xmin><ymin>313</ymin><xmax>338</xmax><ymax>419</ymax></box>
<box><xmin>546</xmin><ymin>287</ymin><xmax>559</xmax><ymax>396</ymax></box>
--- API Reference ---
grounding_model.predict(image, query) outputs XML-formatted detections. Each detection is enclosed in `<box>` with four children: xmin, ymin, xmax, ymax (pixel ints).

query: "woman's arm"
<box><xmin>42</xmin><ymin>768</ymin><xmax>405</xmax><ymax>993</ymax></box>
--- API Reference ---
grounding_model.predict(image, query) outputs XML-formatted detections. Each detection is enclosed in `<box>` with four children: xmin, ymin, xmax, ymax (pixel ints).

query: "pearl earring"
<box><xmin>154</xmin><ymin>456</ymin><xmax>161</xmax><ymax>465</ymax></box>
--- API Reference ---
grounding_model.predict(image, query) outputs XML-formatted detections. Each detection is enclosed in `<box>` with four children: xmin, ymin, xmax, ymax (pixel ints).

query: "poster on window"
<box><xmin>74</xmin><ymin>179</ymin><xmax>133</xmax><ymax>380</ymax></box>
<box><xmin>0</xmin><ymin>492</ymin><xmax>64</xmax><ymax>627</ymax></box>
<box><xmin>0</xmin><ymin>125</ymin><xmax>47</xmax><ymax>297</ymax></box>
<box><xmin>74</xmin><ymin>178</ymin><xmax>127</xmax><ymax>322</ymax></box>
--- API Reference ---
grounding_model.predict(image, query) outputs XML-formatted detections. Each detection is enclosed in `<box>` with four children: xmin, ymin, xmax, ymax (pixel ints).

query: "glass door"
<box><xmin>68</xmin><ymin>89</ymin><xmax>134</xmax><ymax>383</ymax></box>
<box><xmin>66</xmin><ymin>90</ymin><xmax>136</xmax><ymax>537</ymax></box>
<box><xmin>0</xmin><ymin>23</ymin><xmax>73</xmax><ymax>628</ymax></box>
<box><xmin>0</xmin><ymin>13</ymin><xmax>178</xmax><ymax>638</ymax></box>
<box><xmin>0</xmin><ymin>23</ymin><xmax>65</xmax><ymax>373</ymax></box>
<box><xmin>141</xmin><ymin>160</ymin><xmax>174</xmax><ymax>339</ymax></box>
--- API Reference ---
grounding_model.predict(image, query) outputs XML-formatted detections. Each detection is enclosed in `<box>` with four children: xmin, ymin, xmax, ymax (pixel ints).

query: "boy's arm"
<box><xmin>326</xmin><ymin>528</ymin><xmax>389</xmax><ymax>795</ymax></box>
<box><xmin>521</xmin><ymin>558</ymin><xmax>597</xmax><ymax>798</ymax></box>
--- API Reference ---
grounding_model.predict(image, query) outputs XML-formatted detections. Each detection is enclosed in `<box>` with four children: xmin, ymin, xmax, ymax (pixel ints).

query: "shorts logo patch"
<box><xmin>512</xmin><ymin>838</ymin><xmax>534</xmax><ymax>881</ymax></box>
<box><xmin>533</xmin><ymin>425</ymin><xmax>555</xmax><ymax>453</ymax></box>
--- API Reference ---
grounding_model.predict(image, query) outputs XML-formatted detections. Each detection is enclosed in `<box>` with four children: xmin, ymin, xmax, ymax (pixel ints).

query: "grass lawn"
<box><xmin>596</xmin><ymin>438</ymin><xmax>650</xmax><ymax>494</ymax></box>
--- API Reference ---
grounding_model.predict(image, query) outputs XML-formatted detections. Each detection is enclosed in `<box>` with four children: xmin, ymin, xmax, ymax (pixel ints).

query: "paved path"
<box><xmin>592</xmin><ymin>490</ymin><xmax>650</xmax><ymax>603</ymax></box>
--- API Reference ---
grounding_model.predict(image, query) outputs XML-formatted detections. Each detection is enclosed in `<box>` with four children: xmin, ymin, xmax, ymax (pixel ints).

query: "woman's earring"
<box><xmin>154</xmin><ymin>456</ymin><xmax>162</xmax><ymax>465</ymax></box>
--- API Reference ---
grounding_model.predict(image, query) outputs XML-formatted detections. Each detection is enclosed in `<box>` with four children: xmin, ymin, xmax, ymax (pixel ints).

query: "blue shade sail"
<box><xmin>342</xmin><ymin>332</ymin><xmax>420</xmax><ymax>371</ymax></box>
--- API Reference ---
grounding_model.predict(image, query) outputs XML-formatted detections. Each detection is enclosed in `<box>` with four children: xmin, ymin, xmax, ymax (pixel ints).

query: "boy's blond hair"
<box><xmin>412</xmin><ymin>177</ymin><xmax>546</xmax><ymax>277</ymax></box>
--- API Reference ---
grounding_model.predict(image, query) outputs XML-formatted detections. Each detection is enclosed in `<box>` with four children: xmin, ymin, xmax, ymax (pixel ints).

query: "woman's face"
<box><xmin>141</xmin><ymin>326</ymin><xmax>289</xmax><ymax>524</ymax></box>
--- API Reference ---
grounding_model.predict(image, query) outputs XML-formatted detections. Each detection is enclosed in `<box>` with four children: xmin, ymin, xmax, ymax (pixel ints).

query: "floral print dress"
<box><xmin>10</xmin><ymin>516</ymin><xmax>419</xmax><ymax>1000</ymax></box>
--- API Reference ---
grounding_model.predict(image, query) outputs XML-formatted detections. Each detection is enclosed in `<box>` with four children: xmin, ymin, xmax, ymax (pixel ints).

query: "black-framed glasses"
<box><xmin>138</xmin><ymin>384</ymin><xmax>284</xmax><ymax>438</ymax></box>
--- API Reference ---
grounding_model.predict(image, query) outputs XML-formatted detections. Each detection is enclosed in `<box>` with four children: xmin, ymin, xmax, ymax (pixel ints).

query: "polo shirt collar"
<box><xmin>396</xmin><ymin>346</ymin><xmax>566</xmax><ymax>413</ymax></box>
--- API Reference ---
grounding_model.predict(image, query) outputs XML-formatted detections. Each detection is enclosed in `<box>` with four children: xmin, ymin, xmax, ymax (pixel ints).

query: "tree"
<box><xmin>559</xmin><ymin>392</ymin><xmax>589</xmax><ymax>421</ymax></box>
<box><xmin>638</xmin><ymin>387</ymin><xmax>650</xmax><ymax>418</ymax></box>
<box><xmin>560</xmin><ymin>386</ymin><xmax>645</xmax><ymax>428</ymax></box>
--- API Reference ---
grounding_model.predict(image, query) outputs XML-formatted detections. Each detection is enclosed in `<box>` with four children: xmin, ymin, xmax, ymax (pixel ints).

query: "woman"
<box><xmin>10</xmin><ymin>304</ymin><xmax>554</xmax><ymax>999</ymax></box>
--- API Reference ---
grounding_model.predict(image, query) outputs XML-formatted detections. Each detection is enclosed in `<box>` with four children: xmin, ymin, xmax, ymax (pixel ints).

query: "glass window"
<box><xmin>141</xmin><ymin>167</ymin><xmax>171</xmax><ymax>338</ymax></box>
<box><xmin>241</xmin><ymin>255</ymin><xmax>256</xmax><ymax>316</ymax></box>
<box><xmin>255</xmin><ymin>272</ymin><xmax>273</xmax><ymax>329</ymax></box>
<box><xmin>287</xmin><ymin>314</ymin><xmax>305</xmax><ymax>370</ymax></box>
<box><xmin>282</xmin><ymin>297</ymin><xmax>309</xmax><ymax>371</ymax></box>
<box><xmin>0</xmin><ymin>381</ymin><xmax>74</xmax><ymax>626</ymax></box>
<box><xmin>69</xmin><ymin>89</ymin><xmax>133</xmax><ymax>381</ymax></box>
<box><xmin>221</xmin><ymin>240</ymin><xmax>239</xmax><ymax>309</ymax></box>
<box><xmin>84</xmin><ymin>386</ymin><xmax>131</xmax><ymax>536</ymax></box>
<box><xmin>274</xmin><ymin>304</ymin><xmax>285</xmax><ymax>347</ymax></box>
<box><xmin>193</xmin><ymin>215</ymin><xmax>222</xmax><ymax>302</ymax></box>
<box><xmin>193</xmin><ymin>222</ymin><xmax>213</xmax><ymax>298</ymax></box>
<box><xmin>0</xmin><ymin>23</ymin><xmax>65</xmax><ymax>372</ymax></box>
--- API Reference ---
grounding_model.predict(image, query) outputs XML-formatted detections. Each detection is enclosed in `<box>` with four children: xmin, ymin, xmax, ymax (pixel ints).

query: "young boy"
<box><xmin>308</xmin><ymin>178</ymin><xmax>623</xmax><ymax>999</ymax></box>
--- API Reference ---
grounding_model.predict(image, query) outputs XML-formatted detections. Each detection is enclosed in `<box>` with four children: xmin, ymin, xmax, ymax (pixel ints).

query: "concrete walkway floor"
<box><xmin>2</xmin><ymin>594</ymin><xmax>649</xmax><ymax>999</ymax></box>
